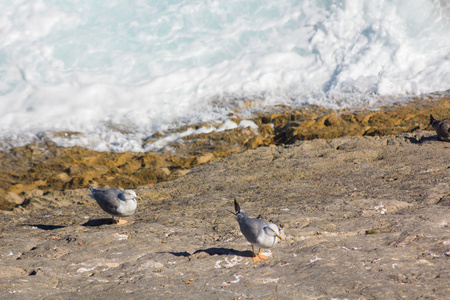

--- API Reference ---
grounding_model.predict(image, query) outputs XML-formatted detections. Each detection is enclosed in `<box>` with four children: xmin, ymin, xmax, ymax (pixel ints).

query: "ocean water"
<box><xmin>1</xmin><ymin>0</ymin><xmax>449</xmax><ymax>152</ymax></box>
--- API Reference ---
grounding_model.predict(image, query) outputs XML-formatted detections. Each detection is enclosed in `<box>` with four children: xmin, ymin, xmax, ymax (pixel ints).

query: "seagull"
<box><xmin>89</xmin><ymin>187</ymin><xmax>139</xmax><ymax>224</ymax></box>
<box><xmin>233</xmin><ymin>199</ymin><xmax>282</xmax><ymax>262</ymax></box>
<box><xmin>429</xmin><ymin>114</ymin><xmax>450</xmax><ymax>141</ymax></box>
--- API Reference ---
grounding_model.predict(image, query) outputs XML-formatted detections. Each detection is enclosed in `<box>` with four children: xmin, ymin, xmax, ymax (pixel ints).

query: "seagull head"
<box><xmin>265</xmin><ymin>223</ymin><xmax>283</xmax><ymax>240</ymax></box>
<box><xmin>122</xmin><ymin>190</ymin><xmax>139</xmax><ymax>201</ymax></box>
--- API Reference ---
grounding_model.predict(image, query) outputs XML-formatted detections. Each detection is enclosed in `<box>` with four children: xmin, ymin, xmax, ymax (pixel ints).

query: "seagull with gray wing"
<box><xmin>89</xmin><ymin>187</ymin><xmax>139</xmax><ymax>224</ymax></box>
<box><xmin>233</xmin><ymin>199</ymin><xmax>282</xmax><ymax>262</ymax></box>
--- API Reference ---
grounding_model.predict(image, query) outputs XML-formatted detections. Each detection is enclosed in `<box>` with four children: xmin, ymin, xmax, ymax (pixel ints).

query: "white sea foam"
<box><xmin>0</xmin><ymin>0</ymin><xmax>449</xmax><ymax>151</ymax></box>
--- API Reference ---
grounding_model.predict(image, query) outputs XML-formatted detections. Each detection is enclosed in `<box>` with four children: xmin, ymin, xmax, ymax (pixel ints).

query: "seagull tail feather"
<box><xmin>234</xmin><ymin>198</ymin><xmax>241</xmax><ymax>213</ymax></box>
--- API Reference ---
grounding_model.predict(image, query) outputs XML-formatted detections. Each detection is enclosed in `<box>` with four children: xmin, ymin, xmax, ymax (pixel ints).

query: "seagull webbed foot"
<box><xmin>257</xmin><ymin>248</ymin><xmax>268</xmax><ymax>260</ymax></box>
<box><xmin>251</xmin><ymin>245</ymin><xmax>261</xmax><ymax>262</ymax></box>
<box><xmin>111</xmin><ymin>217</ymin><xmax>128</xmax><ymax>225</ymax></box>
<box><xmin>258</xmin><ymin>253</ymin><xmax>268</xmax><ymax>260</ymax></box>
<box><xmin>116</xmin><ymin>217</ymin><xmax>128</xmax><ymax>225</ymax></box>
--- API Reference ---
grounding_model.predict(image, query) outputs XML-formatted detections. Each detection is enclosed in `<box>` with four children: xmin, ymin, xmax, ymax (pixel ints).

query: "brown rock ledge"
<box><xmin>0</xmin><ymin>131</ymin><xmax>449</xmax><ymax>298</ymax></box>
<box><xmin>0</xmin><ymin>92</ymin><xmax>449</xmax><ymax>209</ymax></box>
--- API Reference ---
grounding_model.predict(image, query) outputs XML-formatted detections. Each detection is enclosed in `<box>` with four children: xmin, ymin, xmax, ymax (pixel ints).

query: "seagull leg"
<box><xmin>111</xmin><ymin>216</ymin><xmax>118</xmax><ymax>224</ymax></box>
<box><xmin>117</xmin><ymin>217</ymin><xmax>128</xmax><ymax>225</ymax></box>
<box><xmin>251</xmin><ymin>245</ymin><xmax>260</xmax><ymax>262</ymax></box>
<box><xmin>257</xmin><ymin>248</ymin><xmax>268</xmax><ymax>260</ymax></box>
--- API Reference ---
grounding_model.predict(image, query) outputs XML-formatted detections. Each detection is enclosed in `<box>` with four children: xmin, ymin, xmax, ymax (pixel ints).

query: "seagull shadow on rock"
<box><xmin>165</xmin><ymin>251</ymin><xmax>191</xmax><ymax>257</ymax></box>
<box><xmin>404</xmin><ymin>135</ymin><xmax>439</xmax><ymax>144</ymax></box>
<box><xmin>82</xmin><ymin>218</ymin><xmax>114</xmax><ymax>227</ymax></box>
<box><xmin>193</xmin><ymin>247</ymin><xmax>253</xmax><ymax>258</ymax></box>
<box><xmin>26</xmin><ymin>224</ymin><xmax>67</xmax><ymax>231</ymax></box>
<box><xmin>163</xmin><ymin>248</ymin><xmax>253</xmax><ymax>258</ymax></box>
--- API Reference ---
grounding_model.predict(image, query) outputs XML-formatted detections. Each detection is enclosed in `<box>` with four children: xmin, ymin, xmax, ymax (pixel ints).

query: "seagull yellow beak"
<box><xmin>277</xmin><ymin>234</ymin><xmax>283</xmax><ymax>240</ymax></box>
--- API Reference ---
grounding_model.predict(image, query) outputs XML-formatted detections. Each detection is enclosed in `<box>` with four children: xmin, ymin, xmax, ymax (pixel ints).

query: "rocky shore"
<box><xmin>0</xmin><ymin>93</ymin><xmax>449</xmax><ymax>299</ymax></box>
<box><xmin>1</xmin><ymin>92</ymin><xmax>449</xmax><ymax>210</ymax></box>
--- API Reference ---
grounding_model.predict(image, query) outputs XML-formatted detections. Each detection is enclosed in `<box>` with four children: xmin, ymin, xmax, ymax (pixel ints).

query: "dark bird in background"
<box><xmin>429</xmin><ymin>114</ymin><xmax>450</xmax><ymax>141</ymax></box>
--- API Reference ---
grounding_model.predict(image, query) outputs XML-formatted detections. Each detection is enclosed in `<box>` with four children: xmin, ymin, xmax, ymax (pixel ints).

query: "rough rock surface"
<box><xmin>0</xmin><ymin>131</ymin><xmax>449</xmax><ymax>299</ymax></box>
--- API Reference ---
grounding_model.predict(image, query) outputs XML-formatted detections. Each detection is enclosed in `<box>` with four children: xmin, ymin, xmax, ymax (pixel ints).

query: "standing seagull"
<box><xmin>89</xmin><ymin>187</ymin><xmax>139</xmax><ymax>224</ymax></box>
<box><xmin>430</xmin><ymin>114</ymin><xmax>450</xmax><ymax>141</ymax></box>
<box><xmin>233</xmin><ymin>199</ymin><xmax>282</xmax><ymax>262</ymax></box>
